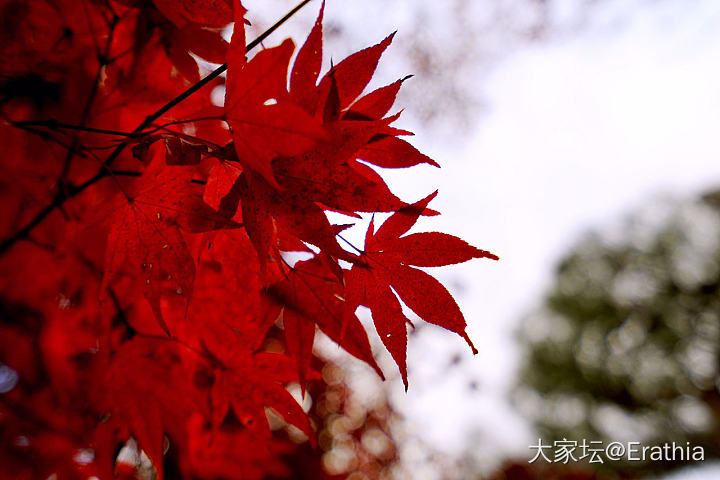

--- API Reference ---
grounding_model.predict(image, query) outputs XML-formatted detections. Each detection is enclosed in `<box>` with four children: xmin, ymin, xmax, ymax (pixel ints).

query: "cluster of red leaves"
<box><xmin>0</xmin><ymin>0</ymin><xmax>497</xmax><ymax>478</ymax></box>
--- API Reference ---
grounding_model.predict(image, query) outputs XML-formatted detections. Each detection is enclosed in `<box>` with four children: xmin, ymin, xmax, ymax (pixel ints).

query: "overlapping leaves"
<box><xmin>0</xmin><ymin>1</ymin><xmax>497</xmax><ymax>479</ymax></box>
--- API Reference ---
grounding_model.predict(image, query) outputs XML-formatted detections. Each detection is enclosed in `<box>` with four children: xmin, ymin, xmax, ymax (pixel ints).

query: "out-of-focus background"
<box><xmin>243</xmin><ymin>1</ymin><xmax>720</xmax><ymax>478</ymax></box>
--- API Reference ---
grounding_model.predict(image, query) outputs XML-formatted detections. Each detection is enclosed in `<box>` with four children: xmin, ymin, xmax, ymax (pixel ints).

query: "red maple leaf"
<box><xmin>226</xmin><ymin>16</ymin><xmax>326</xmax><ymax>188</ymax></box>
<box><xmin>347</xmin><ymin>192</ymin><xmax>498</xmax><ymax>388</ymax></box>
<box><xmin>102</xmin><ymin>157</ymin><xmax>237</xmax><ymax>333</ymax></box>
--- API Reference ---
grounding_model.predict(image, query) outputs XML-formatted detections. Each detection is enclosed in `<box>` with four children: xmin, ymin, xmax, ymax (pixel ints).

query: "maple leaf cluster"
<box><xmin>0</xmin><ymin>0</ymin><xmax>497</xmax><ymax>478</ymax></box>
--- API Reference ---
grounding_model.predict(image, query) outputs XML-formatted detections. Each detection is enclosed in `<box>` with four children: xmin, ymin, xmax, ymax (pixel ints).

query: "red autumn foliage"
<box><xmin>0</xmin><ymin>0</ymin><xmax>497</xmax><ymax>478</ymax></box>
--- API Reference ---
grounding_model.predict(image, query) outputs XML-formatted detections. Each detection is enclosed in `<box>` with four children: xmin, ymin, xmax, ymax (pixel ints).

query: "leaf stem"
<box><xmin>336</xmin><ymin>233</ymin><xmax>365</xmax><ymax>256</ymax></box>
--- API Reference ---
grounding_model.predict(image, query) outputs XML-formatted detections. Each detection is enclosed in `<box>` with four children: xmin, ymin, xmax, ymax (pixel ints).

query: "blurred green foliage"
<box><xmin>515</xmin><ymin>194</ymin><xmax>720</xmax><ymax>472</ymax></box>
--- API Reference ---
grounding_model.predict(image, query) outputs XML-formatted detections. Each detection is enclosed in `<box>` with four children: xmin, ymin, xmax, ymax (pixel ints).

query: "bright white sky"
<box><xmin>244</xmin><ymin>0</ymin><xmax>720</xmax><ymax>477</ymax></box>
<box><xmin>392</xmin><ymin>0</ymin><xmax>720</xmax><ymax>477</ymax></box>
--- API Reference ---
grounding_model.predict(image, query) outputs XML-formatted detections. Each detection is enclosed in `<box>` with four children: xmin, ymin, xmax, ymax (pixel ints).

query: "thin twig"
<box><xmin>59</xmin><ymin>11</ymin><xmax>120</xmax><ymax>180</ymax></box>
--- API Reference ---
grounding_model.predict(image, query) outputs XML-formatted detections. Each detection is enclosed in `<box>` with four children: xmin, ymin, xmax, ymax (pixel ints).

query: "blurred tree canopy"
<box><xmin>515</xmin><ymin>193</ymin><xmax>720</xmax><ymax>473</ymax></box>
